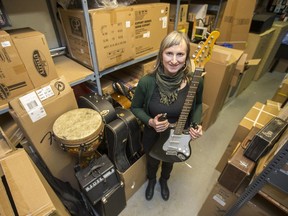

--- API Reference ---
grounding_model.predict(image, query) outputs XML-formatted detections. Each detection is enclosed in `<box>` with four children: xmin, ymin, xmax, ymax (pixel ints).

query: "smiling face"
<box><xmin>162</xmin><ymin>40</ymin><xmax>188</xmax><ymax>76</ymax></box>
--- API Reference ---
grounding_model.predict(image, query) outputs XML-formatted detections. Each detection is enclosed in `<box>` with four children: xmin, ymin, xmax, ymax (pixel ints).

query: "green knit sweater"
<box><xmin>131</xmin><ymin>73</ymin><xmax>203</xmax><ymax>127</ymax></box>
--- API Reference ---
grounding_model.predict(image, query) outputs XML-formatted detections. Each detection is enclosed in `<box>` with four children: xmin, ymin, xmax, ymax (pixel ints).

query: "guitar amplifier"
<box><xmin>244</xmin><ymin>117</ymin><xmax>288</xmax><ymax>162</ymax></box>
<box><xmin>95</xmin><ymin>182</ymin><xmax>126</xmax><ymax>216</ymax></box>
<box><xmin>75</xmin><ymin>154</ymin><xmax>120</xmax><ymax>205</ymax></box>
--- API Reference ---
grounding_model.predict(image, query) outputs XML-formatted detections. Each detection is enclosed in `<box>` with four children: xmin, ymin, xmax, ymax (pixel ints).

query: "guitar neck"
<box><xmin>174</xmin><ymin>68</ymin><xmax>203</xmax><ymax>135</ymax></box>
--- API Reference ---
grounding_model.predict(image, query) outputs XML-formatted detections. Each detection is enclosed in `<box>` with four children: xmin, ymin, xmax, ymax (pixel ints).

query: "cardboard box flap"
<box><xmin>190</xmin><ymin>43</ymin><xmax>232</xmax><ymax>65</ymax></box>
<box><xmin>0</xmin><ymin>150</ymin><xmax>56</xmax><ymax>215</ymax></box>
<box><xmin>213</xmin><ymin>45</ymin><xmax>244</xmax><ymax>64</ymax></box>
<box><xmin>246</xmin><ymin>59</ymin><xmax>261</xmax><ymax>66</ymax></box>
<box><xmin>236</xmin><ymin>53</ymin><xmax>248</xmax><ymax>74</ymax></box>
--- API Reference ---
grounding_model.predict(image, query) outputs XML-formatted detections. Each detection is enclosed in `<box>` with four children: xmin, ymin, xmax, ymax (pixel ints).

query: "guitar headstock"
<box><xmin>192</xmin><ymin>31</ymin><xmax>220</xmax><ymax>69</ymax></box>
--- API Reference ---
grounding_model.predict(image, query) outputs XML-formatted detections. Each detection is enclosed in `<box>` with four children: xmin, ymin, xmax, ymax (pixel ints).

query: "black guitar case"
<box><xmin>115</xmin><ymin>107</ymin><xmax>142</xmax><ymax>162</ymax></box>
<box><xmin>77</xmin><ymin>93</ymin><xmax>117</xmax><ymax>124</ymax></box>
<box><xmin>105</xmin><ymin>118</ymin><xmax>130</xmax><ymax>172</ymax></box>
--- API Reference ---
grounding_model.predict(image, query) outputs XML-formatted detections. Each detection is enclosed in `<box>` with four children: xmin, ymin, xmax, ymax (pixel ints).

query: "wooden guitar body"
<box><xmin>149</xmin><ymin>129</ymin><xmax>191</xmax><ymax>162</ymax></box>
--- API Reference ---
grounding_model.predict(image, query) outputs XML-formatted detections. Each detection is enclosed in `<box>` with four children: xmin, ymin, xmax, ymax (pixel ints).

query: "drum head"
<box><xmin>53</xmin><ymin>108</ymin><xmax>104</xmax><ymax>144</ymax></box>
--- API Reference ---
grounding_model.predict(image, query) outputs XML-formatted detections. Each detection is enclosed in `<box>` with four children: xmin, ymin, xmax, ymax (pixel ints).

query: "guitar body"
<box><xmin>149</xmin><ymin>129</ymin><xmax>191</xmax><ymax>163</ymax></box>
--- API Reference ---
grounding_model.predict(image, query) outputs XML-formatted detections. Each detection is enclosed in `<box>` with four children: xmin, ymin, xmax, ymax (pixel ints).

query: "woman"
<box><xmin>131</xmin><ymin>31</ymin><xmax>203</xmax><ymax>201</ymax></box>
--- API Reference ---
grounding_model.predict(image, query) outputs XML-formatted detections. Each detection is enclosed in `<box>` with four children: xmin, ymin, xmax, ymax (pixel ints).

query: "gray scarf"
<box><xmin>155</xmin><ymin>67</ymin><xmax>184</xmax><ymax>105</ymax></box>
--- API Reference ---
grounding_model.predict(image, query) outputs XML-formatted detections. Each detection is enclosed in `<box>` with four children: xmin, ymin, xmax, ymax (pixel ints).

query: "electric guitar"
<box><xmin>149</xmin><ymin>31</ymin><xmax>220</xmax><ymax>163</ymax></box>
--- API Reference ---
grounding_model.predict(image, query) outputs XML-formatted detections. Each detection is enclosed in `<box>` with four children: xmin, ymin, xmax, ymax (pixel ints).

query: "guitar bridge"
<box><xmin>166</xmin><ymin>150</ymin><xmax>177</xmax><ymax>156</ymax></box>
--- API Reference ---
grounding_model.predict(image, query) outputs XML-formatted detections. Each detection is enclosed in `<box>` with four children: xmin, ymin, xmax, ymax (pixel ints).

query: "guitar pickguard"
<box><xmin>149</xmin><ymin>129</ymin><xmax>191</xmax><ymax>163</ymax></box>
<box><xmin>163</xmin><ymin>129</ymin><xmax>191</xmax><ymax>158</ymax></box>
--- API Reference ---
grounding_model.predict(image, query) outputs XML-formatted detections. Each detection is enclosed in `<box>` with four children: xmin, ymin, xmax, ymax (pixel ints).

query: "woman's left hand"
<box><xmin>189</xmin><ymin>125</ymin><xmax>203</xmax><ymax>140</ymax></box>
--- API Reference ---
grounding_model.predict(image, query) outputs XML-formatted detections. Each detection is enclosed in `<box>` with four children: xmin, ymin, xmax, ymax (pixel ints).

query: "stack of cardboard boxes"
<box><xmin>58</xmin><ymin>3</ymin><xmax>170</xmax><ymax>71</ymax></box>
<box><xmin>199</xmin><ymin>97</ymin><xmax>287</xmax><ymax>215</ymax></box>
<box><xmin>0</xmin><ymin>28</ymin><xmax>58</xmax><ymax>108</ymax></box>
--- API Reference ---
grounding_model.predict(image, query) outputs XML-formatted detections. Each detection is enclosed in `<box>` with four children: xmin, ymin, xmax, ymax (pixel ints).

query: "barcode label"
<box><xmin>19</xmin><ymin>91</ymin><xmax>46</xmax><ymax>122</ymax></box>
<box><xmin>27</xmin><ymin>100</ymin><xmax>38</xmax><ymax>110</ymax></box>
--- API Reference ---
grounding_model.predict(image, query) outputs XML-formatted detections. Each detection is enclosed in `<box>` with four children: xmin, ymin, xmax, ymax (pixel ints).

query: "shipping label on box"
<box><xmin>0</xmin><ymin>30</ymin><xmax>34</xmax><ymax>106</ymax></box>
<box><xmin>8</xmin><ymin>28</ymin><xmax>59</xmax><ymax>88</ymax></box>
<box><xmin>133</xmin><ymin>3</ymin><xmax>169</xmax><ymax>57</ymax></box>
<box><xmin>8</xmin><ymin>76</ymin><xmax>79</xmax><ymax>190</ymax></box>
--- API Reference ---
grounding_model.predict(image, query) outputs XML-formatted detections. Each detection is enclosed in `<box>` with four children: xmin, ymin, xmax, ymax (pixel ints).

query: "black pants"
<box><xmin>142</xmin><ymin>126</ymin><xmax>174</xmax><ymax>180</ymax></box>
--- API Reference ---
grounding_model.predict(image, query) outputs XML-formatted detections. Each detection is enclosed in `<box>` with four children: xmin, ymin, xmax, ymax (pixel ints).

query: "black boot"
<box><xmin>159</xmin><ymin>178</ymin><xmax>169</xmax><ymax>201</ymax></box>
<box><xmin>145</xmin><ymin>179</ymin><xmax>156</xmax><ymax>200</ymax></box>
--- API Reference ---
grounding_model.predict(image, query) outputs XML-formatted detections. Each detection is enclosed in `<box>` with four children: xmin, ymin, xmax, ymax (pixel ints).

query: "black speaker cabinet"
<box><xmin>75</xmin><ymin>154</ymin><xmax>120</xmax><ymax>205</ymax></box>
<box><xmin>249</xmin><ymin>13</ymin><xmax>276</xmax><ymax>34</ymax></box>
<box><xmin>95</xmin><ymin>182</ymin><xmax>126</xmax><ymax>216</ymax></box>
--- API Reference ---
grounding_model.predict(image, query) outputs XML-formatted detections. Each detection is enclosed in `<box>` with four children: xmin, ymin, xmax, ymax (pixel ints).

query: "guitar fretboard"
<box><xmin>174</xmin><ymin>68</ymin><xmax>203</xmax><ymax>135</ymax></box>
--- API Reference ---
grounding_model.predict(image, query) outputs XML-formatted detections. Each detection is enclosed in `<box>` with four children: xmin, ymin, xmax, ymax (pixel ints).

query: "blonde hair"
<box><xmin>153</xmin><ymin>31</ymin><xmax>192</xmax><ymax>77</ymax></box>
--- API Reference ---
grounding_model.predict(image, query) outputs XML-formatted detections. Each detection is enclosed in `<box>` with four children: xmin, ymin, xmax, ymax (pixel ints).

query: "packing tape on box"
<box><xmin>277</xmin><ymin>92</ymin><xmax>288</xmax><ymax>98</ymax></box>
<box><xmin>266</xmin><ymin>101</ymin><xmax>281</xmax><ymax>110</ymax></box>
<box><xmin>244</xmin><ymin>104</ymin><xmax>276</xmax><ymax>127</ymax></box>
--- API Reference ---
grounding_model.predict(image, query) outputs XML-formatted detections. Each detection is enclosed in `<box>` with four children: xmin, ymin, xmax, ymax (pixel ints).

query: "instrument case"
<box><xmin>244</xmin><ymin>117</ymin><xmax>288</xmax><ymax>161</ymax></box>
<box><xmin>115</xmin><ymin>107</ymin><xmax>142</xmax><ymax>162</ymax></box>
<box><xmin>78</xmin><ymin>93</ymin><xmax>117</xmax><ymax>124</ymax></box>
<box><xmin>218</xmin><ymin>143</ymin><xmax>256</xmax><ymax>193</ymax></box>
<box><xmin>105</xmin><ymin>118</ymin><xmax>130</xmax><ymax>172</ymax></box>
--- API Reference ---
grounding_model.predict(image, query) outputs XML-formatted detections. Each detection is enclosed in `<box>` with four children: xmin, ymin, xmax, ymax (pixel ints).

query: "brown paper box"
<box><xmin>8</xmin><ymin>76</ymin><xmax>79</xmax><ymax>190</ymax></box>
<box><xmin>0</xmin><ymin>149</ymin><xmax>70</xmax><ymax>216</ymax></box>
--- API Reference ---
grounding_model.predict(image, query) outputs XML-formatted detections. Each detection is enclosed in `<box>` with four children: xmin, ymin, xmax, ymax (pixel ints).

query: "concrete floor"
<box><xmin>119</xmin><ymin>71</ymin><xmax>286</xmax><ymax>216</ymax></box>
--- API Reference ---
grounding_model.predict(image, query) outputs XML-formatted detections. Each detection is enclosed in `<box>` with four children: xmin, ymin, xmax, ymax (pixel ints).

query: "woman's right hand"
<box><xmin>148</xmin><ymin>114</ymin><xmax>169</xmax><ymax>133</ymax></box>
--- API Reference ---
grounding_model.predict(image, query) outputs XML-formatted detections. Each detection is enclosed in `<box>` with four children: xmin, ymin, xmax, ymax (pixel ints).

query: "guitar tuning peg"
<box><xmin>192</xmin><ymin>54</ymin><xmax>196</xmax><ymax>58</ymax></box>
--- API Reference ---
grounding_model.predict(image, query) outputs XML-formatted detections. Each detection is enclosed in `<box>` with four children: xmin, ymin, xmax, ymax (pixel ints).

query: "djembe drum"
<box><xmin>53</xmin><ymin>108</ymin><xmax>104</xmax><ymax>167</ymax></box>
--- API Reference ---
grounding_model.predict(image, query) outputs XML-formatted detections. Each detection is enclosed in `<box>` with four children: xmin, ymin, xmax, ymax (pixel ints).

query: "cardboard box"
<box><xmin>228</xmin><ymin>57</ymin><xmax>260</xmax><ymax>99</ymax></box>
<box><xmin>201</xmin><ymin>103</ymin><xmax>209</xmax><ymax>128</ymax></box>
<box><xmin>125</xmin><ymin>57</ymin><xmax>156</xmax><ymax>78</ymax></box>
<box><xmin>0</xmin><ymin>174</ymin><xmax>15</xmax><ymax>216</ymax></box>
<box><xmin>168</xmin><ymin>21</ymin><xmax>189</xmax><ymax>34</ymax></box>
<box><xmin>272</xmin><ymin>76</ymin><xmax>288</xmax><ymax>106</ymax></box>
<box><xmin>254</xmin><ymin>22</ymin><xmax>288</xmax><ymax>80</ymax></box>
<box><xmin>216</xmin><ymin>0</ymin><xmax>256</xmax><ymax>50</ymax></box>
<box><xmin>216</xmin><ymin>102</ymin><xmax>281</xmax><ymax>172</ymax></box>
<box><xmin>0</xmin><ymin>30</ymin><xmax>34</xmax><ymax>106</ymax></box>
<box><xmin>198</xmin><ymin>182</ymin><xmax>285</xmax><ymax>216</ymax></box>
<box><xmin>133</xmin><ymin>3</ymin><xmax>169</xmax><ymax>58</ymax></box>
<box><xmin>190</xmin><ymin>43</ymin><xmax>243</xmax><ymax>130</ymax></box>
<box><xmin>0</xmin><ymin>149</ymin><xmax>70</xmax><ymax>216</ymax></box>
<box><xmin>8</xmin><ymin>76</ymin><xmax>79</xmax><ymax>190</ymax></box>
<box><xmin>8</xmin><ymin>28</ymin><xmax>59</xmax><ymax>87</ymax></box>
<box><xmin>118</xmin><ymin>155</ymin><xmax>146</xmax><ymax>200</ymax></box>
<box><xmin>59</xmin><ymin>7</ymin><xmax>135</xmax><ymax>71</ymax></box>
<box><xmin>169</xmin><ymin>4</ymin><xmax>188</xmax><ymax>23</ymax></box>
<box><xmin>245</xmin><ymin>28</ymin><xmax>275</xmax><ymax>60</ymax></box>
<box><xmin>0</xmin><ymin>127</ymin><xmax>14</xmax><ymax>159</ymax></box>
<box><xmin>235</xmin><ymin>61</ymin><xmax>261</xmax><ymax>96</ymax></box>
<box><xmin>0</xmin><ymin>113</ymin><xmax>24</xmax><ymax>147</ymax></box>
